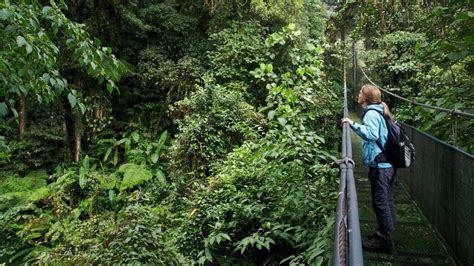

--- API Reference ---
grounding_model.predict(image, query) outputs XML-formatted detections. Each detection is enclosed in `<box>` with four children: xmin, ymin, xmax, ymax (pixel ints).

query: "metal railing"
<box><xmin>333</xmin><ymin>66</ymin><xmax>364</xmax><ymax>266</ymax></box>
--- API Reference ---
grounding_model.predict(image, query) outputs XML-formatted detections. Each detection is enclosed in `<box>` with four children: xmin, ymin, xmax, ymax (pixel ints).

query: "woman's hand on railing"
<box><xmin>341</xmin><ymin>117</ymin><xmax>353</xmax><ymax>125</ymax></box>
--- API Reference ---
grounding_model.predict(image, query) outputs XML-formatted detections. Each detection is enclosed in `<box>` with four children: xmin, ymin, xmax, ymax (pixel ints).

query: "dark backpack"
<box><xmin>362</xmin><ymin>109</ymin><xmax>415</xmax><ymax>168</ymax></box>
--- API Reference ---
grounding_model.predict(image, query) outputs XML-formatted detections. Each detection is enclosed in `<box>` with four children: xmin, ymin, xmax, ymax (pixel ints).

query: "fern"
<box><xmin>99</xmin><ymin>174</ymin><xmax>119</xmax><ymax>190</ymax></box>
<box><xmin>118</xmin><ymin>163</ymin><xmax>152</xmax><ymax>191</ymax></box>
<box><xmin>0</xmin><ymin>170</ymin><xmax>50</xmax><ymax>210</ymax></box>
<box><xmin>0</xmin><ymin>170</ymin><xmax>48</xmax><ymax>194</ymax></box>
<box><xmin>28</xmin><ymin>187</ymin><xmax>50</xmax><ymax>202</ymax></box>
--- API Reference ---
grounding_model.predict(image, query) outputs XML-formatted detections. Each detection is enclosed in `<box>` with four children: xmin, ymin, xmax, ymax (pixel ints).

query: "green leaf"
<box><xmin>221</xmin><ymin>233</ymin><xmax>231</xmax><ymax>241</ymax></box>
<box><xmin>42</xmin><ymin>73</ymin><xmax>50</xmax><ymax>84</ymax></box>
<box><xmin>9</xmin><ymin>247</ymin><xmax>35</xmax><ymax>263</ymax></box>
<box><xmin>434</xmin><ymin>112</ymin><xmax>447</xmax><ymax>122</ymax></box>
<box><xmin>447</xmin><ymin>51</ymin><xmax>468</xmax><ymax>61</ymax></box>
<box><xmin>150</xmin><ymin>153</ymin><xmax>159</xmax><ymax>164</ymax></box>
<box><xmin>107</xmin><ymin>82</ymin><xmax>114</xmax><ymax>93</ymax></box>
<box><xmin>104</xmin><ymin>147</ymin><xmax>113</xmax><ymax>162</ymax></box>
<box><xmin>26</xmin><ymin>44</ymin><xmax>32</xmax><ymax>54</ymax></box>
<box><xmin>277</xmin><ymin>117</ymin><xmax>287</xmax><ymax>126</ymax></box>
<box><xmin>16</xmin><ymin>36</ymin><xmax>27</xmax><ymax>47</ymax></box>
<box><xmin>118</xmin><ymin>163</ymin><xmax>153</xmax><ymax>191</ymax></box>
<box><xmin>155</xmin><ymin>130</ymin><xmax>168</xmax><ymax>155</ymax></box>
<box><xmin>79</xmin><ymin>156</ymin><xmax>90</xmax><ymax>189</ymax></box>
<box><xmin>42</xmin><ymin>6</ymin><xmax>52</xmax><ymax>16</ymax></box>
<box><xmin>0</xmin><ymin>9</ymin><xmax>10</xmax><ymax>20</ymax></box>
<box><xmin>268</xmin><ymin>110</ymin><xmax>275</xmax><ymax>120</ymax></box>
<box><xmin>0</xmin><ymin>102</ymin><xmax>8</xmax><ymax>117</ymax></box>
<box><xmin>156</xmin><ymin>169</ymin><xmax>166</xmax><ymax>184</ymax></box>
<box><xmin>265</xmin><ymin>64</ymin><xmax>273</xmax><ymax>73</ymax></box>
<box><xmin>66</xmin><ymin>38</ymin><xmax>74</xmax><ymax>46</ymax></box>
<box><xmin>79</xmin><ymin>103</ymin><xmax>86</xmax><ymax>114</ymax></box>
<box><xmin>112</xmin><ymin>149</ymin><xmax>118</xmax><ymax>166</ymax></box>
<box><xmin>108</xmin><ymin>189</ymin><xmax>115</xmax><ymax>202</ymax></box>
<box><xmin>67</xmin><ymin>93</ymin><xmax>77</xmax><ymax>108</ymax></box>
<box><xmin>131</xmin><ymin>131</ymin><xmax>140</xmax><ymax>142</ymax></box>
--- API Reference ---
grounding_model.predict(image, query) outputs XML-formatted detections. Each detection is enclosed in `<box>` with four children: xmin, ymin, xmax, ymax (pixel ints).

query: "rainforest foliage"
<box><xmin>332</xmin><ymin>0</ymin><xmax>474</xmax><ymax>152</ymax></box>
<box><xmin>0</xmin><ymin>0</ymin><xmax>341</xmax><ymax>264</ymax></box>
<box><xmin>0</xmin><ymin>0</ymin><xmax>472</xmax><ymax>264</ymax></box>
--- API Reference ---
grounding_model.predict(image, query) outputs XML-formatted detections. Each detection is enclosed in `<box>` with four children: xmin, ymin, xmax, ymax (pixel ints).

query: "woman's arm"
<box><xmin>342</xmin><ymin>112</ymin><xmax>379</xmax><ymax>141</ymax></box>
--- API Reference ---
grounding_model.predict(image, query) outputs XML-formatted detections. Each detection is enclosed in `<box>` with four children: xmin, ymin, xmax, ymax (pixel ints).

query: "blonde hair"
<box><xmin>358</xmin><ymin>84</ymin><xmax>393</xmax><ymax>120</ymax></box>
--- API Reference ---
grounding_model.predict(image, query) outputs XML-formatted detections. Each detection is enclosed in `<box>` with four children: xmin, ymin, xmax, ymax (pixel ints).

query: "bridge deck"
<box><xmin>349</xmin><ymin>112</ymin><xmax>457</xmax><ymax>265</ymax></box>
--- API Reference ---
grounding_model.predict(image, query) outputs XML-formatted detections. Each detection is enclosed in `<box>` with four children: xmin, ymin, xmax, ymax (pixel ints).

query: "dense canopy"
<box><xmin>0</xmin><ymin>0</ymin><xmax>472</xmax><ymax>264</ymax></box>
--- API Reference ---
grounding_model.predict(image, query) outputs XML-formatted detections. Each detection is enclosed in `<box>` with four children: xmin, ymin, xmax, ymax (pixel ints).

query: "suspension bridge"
<box><xmin>333</xmin><ymin>46</ymin><xmax>473</xmax><ymax>265</ymax></box>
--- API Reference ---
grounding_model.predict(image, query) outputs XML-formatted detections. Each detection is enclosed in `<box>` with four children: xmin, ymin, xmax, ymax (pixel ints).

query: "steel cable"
<box><xmin>358</xmin><ymin>65</ymin><xmax>474</xmax><ymax>119</ymax></box>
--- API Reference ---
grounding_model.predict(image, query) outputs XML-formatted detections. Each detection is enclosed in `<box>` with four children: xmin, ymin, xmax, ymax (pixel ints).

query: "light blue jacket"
<box><xmin>350</xmin><ymin>104</ymin><xmax>393</xmax><ymax>169</ymax></box>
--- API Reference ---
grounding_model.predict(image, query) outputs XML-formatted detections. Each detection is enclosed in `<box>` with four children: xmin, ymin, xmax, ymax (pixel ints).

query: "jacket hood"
<box><xmin>365</xmin><ymin>103</ymin><xmax>385</xmax><ymax>113</ymax></box>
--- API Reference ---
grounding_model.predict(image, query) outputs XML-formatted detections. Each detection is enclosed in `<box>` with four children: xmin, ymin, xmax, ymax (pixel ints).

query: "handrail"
<box><xmin>333</xmin><ymin>58</ymin><xmax>364</xmax><ymax>266</ymax></box>
<box><xmin>358</xmin><ymin>63</ymin><xmax>474</xmax><ymax>119</ymax></box>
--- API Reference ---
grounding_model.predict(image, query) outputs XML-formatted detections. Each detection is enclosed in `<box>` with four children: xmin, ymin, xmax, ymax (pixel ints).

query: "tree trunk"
<box><xmin>74</xmin><ymin>127</ymin><xmax>81</xmax><ymax>162</ymax></box>
<box><xmin>74</xmin><ymin>79</ymin><xmax>83</xmax><ymax>162</ymax></box>
<box><xmin>18</xmin><ymin>95</ymin><xmax>26</xmax><ymax>139</ymax></box>
<box><xmin>60</xmin><ymin>99</ymin><xmax>72</xmax><ymax>161</ymax></box>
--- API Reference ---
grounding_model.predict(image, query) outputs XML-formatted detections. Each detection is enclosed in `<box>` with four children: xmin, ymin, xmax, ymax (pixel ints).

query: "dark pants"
<box><xmin>368</xmin><ymin>167</ymin><xmax>396</xmax><ymax>236</ymax></box>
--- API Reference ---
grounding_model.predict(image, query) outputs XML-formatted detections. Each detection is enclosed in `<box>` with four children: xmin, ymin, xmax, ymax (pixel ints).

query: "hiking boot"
<box><xmin>362</xmin><ymin>232</ymin><xmax>392</xmax><ymax>252</ymax></box>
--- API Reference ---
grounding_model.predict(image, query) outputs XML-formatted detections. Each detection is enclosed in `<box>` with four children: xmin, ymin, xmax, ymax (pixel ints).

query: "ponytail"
<box><xmin>381</xmin><ymin>102</ymin><xmax>393</xmax><ymax>120</ymax></box>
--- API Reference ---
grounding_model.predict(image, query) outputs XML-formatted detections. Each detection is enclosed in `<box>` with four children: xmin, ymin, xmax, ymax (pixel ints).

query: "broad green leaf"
<box><xmin>268</xmin><ymin>110</ymin><xmax>275</xmax><ymax>120</ymax></box>
<box><xmin>150</xmin><ymin>153</ymin><xmax>159</xmax><ymax>164</ymax></box>
<box><xmin>277</xmin><ymin>117</ymin><xmax>287</xmax><ymax>126</ymax></box>
<box><xmin>26</xmin><ymin>44</ymin><xmax>32</xmax><ymax>54</ymax></box>
<box><xmin>0</xmin><ymin>9</ymin><xmax>9</xmax><ymax>20</ymax></box>
<box><xmin>41</xmin><ymin>73</ymin><xmax>50</xmax><ymax>84</ymax></box>
<box><xmin>265</xmin><ymin>64</ymin><xmax>273</xmax><ymax>73</ymax></box>
<box><xmin>42</xmin><ymin>6</ymin><xmax>52</xmax><ymax>16</ymax></box>
<box><xmin>16</xmin><ymin>36</ymin><xmax>27</xmax><ymax>47</ymax></box>
<box><xmin>67</xmin><ymin>93</ymin><xmax>77</xmax><ymax>108</ymax></box>
<box><xmin>131</xmin><ymin>131</ymin><xmax>140</xmax><ymax>142</ymax></box>
<box><xmin>29</xmin><ymin>18</ymin><xmax>37</xmax><ymax>28</ymax></box>
<box><xmin>0</xmin><ymin>102</ymin><xmax>8</xmax><ymax>117</ymax></box>
<box><xmin>434</xmin><ymin>112</ymin><xmax>447</xmax><ymax>122</ymax></box>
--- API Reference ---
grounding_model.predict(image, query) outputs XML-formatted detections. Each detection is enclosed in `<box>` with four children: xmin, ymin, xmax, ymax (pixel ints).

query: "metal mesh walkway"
<box><xmin>349</xmin><ymin>111</ymin><xmax>457</xmax><ymax>265</ymax></box>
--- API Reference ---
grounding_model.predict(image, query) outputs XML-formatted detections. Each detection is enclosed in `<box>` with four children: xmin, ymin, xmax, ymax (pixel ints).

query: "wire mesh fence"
<box><xmin>397</xmin><ymin>123</ymin><xmax>474</xmax><ymax>265</ymax></box>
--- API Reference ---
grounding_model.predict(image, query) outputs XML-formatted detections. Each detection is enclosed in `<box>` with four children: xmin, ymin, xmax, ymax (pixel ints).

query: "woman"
<box><xmin>341</xmin><ymin>84</ymin><xmax>395</xmax><ymax>252</ymax></box>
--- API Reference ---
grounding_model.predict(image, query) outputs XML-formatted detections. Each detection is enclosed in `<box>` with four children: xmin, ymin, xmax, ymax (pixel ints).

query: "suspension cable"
<box><xmin>358</xmin><ymin>65</ymin><xmax>474</xmax><ymax>119</ymax></box>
